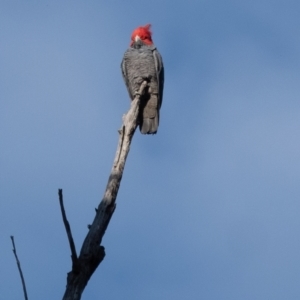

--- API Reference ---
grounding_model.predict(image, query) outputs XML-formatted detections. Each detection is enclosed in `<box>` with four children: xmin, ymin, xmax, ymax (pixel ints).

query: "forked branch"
<box><xmin>61</xmin><ymin>81</ymin><xmax>148</xmax><ymax>300</ymax></box>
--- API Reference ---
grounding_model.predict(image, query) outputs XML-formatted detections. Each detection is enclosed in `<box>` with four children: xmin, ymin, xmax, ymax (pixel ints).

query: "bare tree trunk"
<box><xmin>61</xmin><ymin>81</ymin><xmax>148</xmax><ymax>300</ymax></box>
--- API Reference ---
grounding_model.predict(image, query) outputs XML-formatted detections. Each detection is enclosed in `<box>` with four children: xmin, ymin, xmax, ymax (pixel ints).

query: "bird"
<box><xmin>121</xmin><ymin>24</ymin><xmax>164</xmax><ymax>134</ymax></box>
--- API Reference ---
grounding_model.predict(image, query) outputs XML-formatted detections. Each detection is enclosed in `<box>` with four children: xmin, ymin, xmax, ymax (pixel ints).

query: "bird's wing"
<box><xmin>152</xmin><ymin>48</ymin><xmax>164</xmax><ymax>109</ymax></box>
<box><xmin>121</xmin><ymin>51</ymin><xmax>134</xmax><ymax>100</ymax></box>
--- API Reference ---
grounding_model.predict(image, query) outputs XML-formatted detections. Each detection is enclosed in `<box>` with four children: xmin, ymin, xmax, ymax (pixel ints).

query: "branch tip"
<box><xmin>10</xmin><ymin>236</ymin><xmax>29</xmax><ymax>300</ymax></box>
<box><xmin>58</xmin><ymin>189</ymin><xmax>78</xmax><ymax>266</ymax></box>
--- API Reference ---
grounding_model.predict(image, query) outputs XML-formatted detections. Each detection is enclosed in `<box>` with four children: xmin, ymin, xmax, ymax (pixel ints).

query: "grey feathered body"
<box><xmin>121</xmin><ymin>41</ymin><xmax>164</xmax><ymax>134</ymax></box>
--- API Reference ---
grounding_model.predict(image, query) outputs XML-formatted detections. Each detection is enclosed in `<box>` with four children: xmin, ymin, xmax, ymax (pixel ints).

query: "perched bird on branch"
<box><xmin>121</xmin><ymin>24</ymin><xmax>164</xmax><ymax>134</ymax></box>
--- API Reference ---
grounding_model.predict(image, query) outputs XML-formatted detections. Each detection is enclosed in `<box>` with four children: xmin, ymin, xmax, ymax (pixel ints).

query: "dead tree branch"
<box><xmin>62</xmin><ymin>81</ymin><xmax>148</xmax><ymax>300</ymax></box>
<box><xmin>59</xmin><ymin>189</ymin><xmax>78</xmax><ymax>266</ymax></box>
<box><xmin>10</xmin><ymin>236</ymin><xmax>29</xmax><ymax>300</ymax></box>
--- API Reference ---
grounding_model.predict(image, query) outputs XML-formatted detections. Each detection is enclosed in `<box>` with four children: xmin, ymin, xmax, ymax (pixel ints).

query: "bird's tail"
<box><xmin>139</xmin><ymin>112</ymin><xmax>159</xmax><ymax>134</ymax></box>
<box><xmin>139</xmin><ymin>94</ymin><xmax>159</xmax><ymax>134</ymax></box>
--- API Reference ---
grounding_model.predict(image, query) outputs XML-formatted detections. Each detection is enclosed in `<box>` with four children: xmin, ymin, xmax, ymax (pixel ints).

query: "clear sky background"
<box><xmin>1</xmin><ymin>1</ymin><xmax>300</xmax><ymax>299</ymax></box>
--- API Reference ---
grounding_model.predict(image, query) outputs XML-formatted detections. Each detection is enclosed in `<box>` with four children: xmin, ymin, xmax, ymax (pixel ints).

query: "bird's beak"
<box><xmin>135</xmin><ymin>35</ymin><xmax>141</xmax><ymax>42</ymax></box>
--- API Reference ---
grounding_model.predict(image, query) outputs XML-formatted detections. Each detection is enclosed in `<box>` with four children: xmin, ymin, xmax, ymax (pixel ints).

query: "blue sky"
<box><xmin>1</xmin><ymin>1</ymin><xmax>300</xmax><ymax>299</ymax></box>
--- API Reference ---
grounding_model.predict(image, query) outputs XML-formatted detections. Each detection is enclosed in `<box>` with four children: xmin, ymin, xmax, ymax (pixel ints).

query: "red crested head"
<box><xmin>130</xmin><ymin>24</ymin><xmax>153</xmax><ymax>46</ymax></box>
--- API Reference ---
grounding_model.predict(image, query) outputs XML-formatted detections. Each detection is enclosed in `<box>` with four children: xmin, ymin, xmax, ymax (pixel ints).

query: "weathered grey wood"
<box><xmin>62</xmin><ymin>81</ymin><xmax>148</xmax><ymax>300</ymax></box>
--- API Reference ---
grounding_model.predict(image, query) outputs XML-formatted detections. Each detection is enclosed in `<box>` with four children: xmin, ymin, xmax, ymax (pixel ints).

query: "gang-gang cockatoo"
<box><xmin>121</xmin><ymin>24</ymin><xmax>164</xmax><ymax>134</ymax></box>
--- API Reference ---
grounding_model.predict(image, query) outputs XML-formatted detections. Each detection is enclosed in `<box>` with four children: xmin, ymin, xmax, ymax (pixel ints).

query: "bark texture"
<box><xmin>62</xmin><ymin>81</ymin><xmax>148</xmax><ymax>300</ymax></box>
